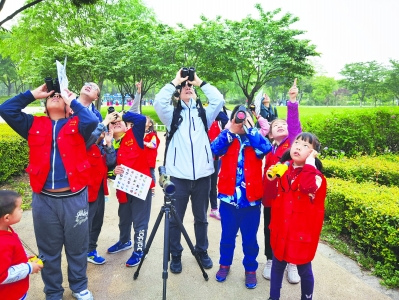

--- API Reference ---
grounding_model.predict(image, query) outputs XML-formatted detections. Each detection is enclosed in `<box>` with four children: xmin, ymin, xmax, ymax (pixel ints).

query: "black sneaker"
<box><xmin>198</xmin><ymin>251</ymin><xmax>213</xmax><ymax>269</ymax></box>
<box><xmin>170</xmin><ymin>255</ymin><xmax>182</xmax><ymax>273</ymax></box>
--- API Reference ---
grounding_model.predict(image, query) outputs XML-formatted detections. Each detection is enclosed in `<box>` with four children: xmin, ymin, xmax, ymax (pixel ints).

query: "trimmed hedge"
<box><xmin>323</xmin><ymin>155</ymin><xmax>399</xmax><ymax>187</ymax></box>
<box><xmin>326</xmin><ymin>178</ymin><xmax>399</xmax><ymax>283</ymax></box>
<box><xmin>0</xmin><ymin>124</ymin><xmax>29</xmax><ymax>183</ymax></box>
<box><xmin>302</xmin><ymin>107</ymin><xmax>399</xmax><ymax>157</ymax></box>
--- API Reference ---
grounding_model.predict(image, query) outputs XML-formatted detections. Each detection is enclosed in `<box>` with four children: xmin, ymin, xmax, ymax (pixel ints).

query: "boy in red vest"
<box><xmin>211</xmin><ymin>106</ymin><xmax>272</xmax><ymax>289</ymax></box>
<box><xmin>0</xmin><ymin>84</ymin><xmax>98</xmax><ymax>300</ymax></box>
<box><xmin>107</xmin><ymin>111</ymin><xmax>154</xmax><ymax>268</ymax></box>
<box><xmin>86</xmin><ymin>112</ymin><xmax>118</xmax><ymax>265</ymax></box>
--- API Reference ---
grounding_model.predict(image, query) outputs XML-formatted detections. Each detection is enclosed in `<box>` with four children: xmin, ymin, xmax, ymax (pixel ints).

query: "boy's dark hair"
<box><xmin>280</xmin><ymin>132</ymin><xmax>323</xmax><ymax>171</ymax></box>
<box><xmin>0</xmin><ymin>190</ymin><xmax>20</xmax><ymax>217</ymax></box>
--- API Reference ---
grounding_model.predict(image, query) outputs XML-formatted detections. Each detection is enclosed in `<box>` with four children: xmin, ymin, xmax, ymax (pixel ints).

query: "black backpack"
<box><xmin>163</xmin><ymin>99</ymin><xmax>208</xmax><ymax>165</ymax></box>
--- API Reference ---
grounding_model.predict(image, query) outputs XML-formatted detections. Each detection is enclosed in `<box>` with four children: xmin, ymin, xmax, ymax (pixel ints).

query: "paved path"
<box><xmin>12</xmin><ymin>135</ymin><xmax>399</xmax><ymax>300</ymax></box>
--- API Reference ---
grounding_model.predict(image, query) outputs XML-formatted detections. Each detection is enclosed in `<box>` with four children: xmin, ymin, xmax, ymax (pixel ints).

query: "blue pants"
<box><xmin>32</xmin><ymin>190</ymin><xmax>89</xmax><ymax>300</ymax></box>
<box><xmin>270</xmin><ymin>257</ymin><xmax>314</xmax><ymax>300</ymax></box>
<box><xmin>118</xmin><ymin>189</ymin><xmax>152</xmax><ymax>252</ymax></box>
<box><xmin>219</xmin><ymin>201</ymin><xmax>261</xmax><ymax>271</ymax></box>
<box><xmin>169</xmin><ymin>176</ymin><xmax>211</xmax><ymax>255</ymax></box>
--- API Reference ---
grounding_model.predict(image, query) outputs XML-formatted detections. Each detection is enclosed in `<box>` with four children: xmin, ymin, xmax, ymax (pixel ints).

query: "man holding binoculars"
<box><xmin>154</xmin><ymin>68</ymin><xmax>224</xmax><ymax>274</ymax></box>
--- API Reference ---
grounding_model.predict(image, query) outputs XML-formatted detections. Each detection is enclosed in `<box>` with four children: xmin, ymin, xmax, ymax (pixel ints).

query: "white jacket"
<box><xmin>154</xmin><ymin>83</ymin><xmax>224</xmax><ymax>180</ymax></box>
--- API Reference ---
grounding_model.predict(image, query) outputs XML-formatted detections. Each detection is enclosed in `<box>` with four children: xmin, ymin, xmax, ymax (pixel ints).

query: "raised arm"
<box><xmin>287</xmin><ymin>78</ymin><xmax>302</xmax><ymax>144</ymax></box>
<box><xmin>129</xmin><ymin>80</ymin><xmax>142</xmax><ymax>114</ymax></box>
<box><xmin>0</xmin><ymin>84</ymin><xmax>52</xmax><ymax>139</ymax></box>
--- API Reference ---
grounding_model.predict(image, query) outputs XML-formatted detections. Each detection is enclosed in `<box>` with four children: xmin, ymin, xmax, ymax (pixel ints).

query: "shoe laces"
<box><xmin>245</xmin><ymin>272</ymin><xmax>257</xmax><ymax>284</ymax></box>
<box><xmin>266</xmin><ymin>259</ymin><xmax>272</xmax><ymax>267</ymax></box>
<box><xmin>217</xmin><ymin>265</ymin><xmax>230</xmax><ymax>277</ymax></box>
<box><xmin>287</xmin><ymin>263</ymin><xmax>298</xmax><ymax>272</ymax></box>
<box><xmin>199</xmin><ymin>251</ymin><xmax>209</xmax><ymax>259</ymax></box>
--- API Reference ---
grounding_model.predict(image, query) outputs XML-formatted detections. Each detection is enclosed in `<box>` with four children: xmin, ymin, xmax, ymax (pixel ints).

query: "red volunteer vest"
<box><xmin>143</xmin><ymin>131</ymin><xmax>160</xmax><ymax>169</ymax></box>
<box><xmin>269</xmin><ymin>164</ymin><xmax>327</xmax><ymax>265</ymax></box>
<box><xmin>26</xmin><ymin>116</ymin><xmax>91</xmax><ymax>193</ymax></box>
<box><xmin>262</xmin><ymin>139</ymin><xmax>291</xmax><ymax>207</ymax></box>
<box><xmin>116</xmin><ymin>129</ymin><xmax>155</xmax><ymax>203</ymax></box>
<box><xmin>208</xmin><ymin>120</ymin><xmax>222</xmax><ymax>142</ymax></box>
<box><xmin>218</xmin><ymin>138</ymin><xmax>263</xmax><ymax>201</ymax></box>
<box><xmin>87</xmin><ymin>144</ymin><xmax>109</xmax><ymax>202</ymax></box>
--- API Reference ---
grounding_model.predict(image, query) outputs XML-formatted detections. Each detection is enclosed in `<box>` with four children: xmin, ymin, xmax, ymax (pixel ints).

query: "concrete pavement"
<box><xmin>12</xmin><ymin>134</ymin><xmax>399</xmax><ymax>300</ymax></box>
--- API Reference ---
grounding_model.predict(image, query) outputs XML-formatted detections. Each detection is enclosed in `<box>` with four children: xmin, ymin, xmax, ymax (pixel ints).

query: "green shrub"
<box><xmin>326</xmin><ymin>178</ymin><xmax>399</xmax><ymax>286</ymax></box>
<box><xmin>323</xmin><ymin>155</ymin><xmax>399</xmax><ymax>187</ymax></box>
<box><xmin>0</xmin><ymin>124</ymin><xmax>29</xmax><ymax>183</ymax></box>
<box><xmin>302</xmin><ymin>107</ymin><xmax>399</xmax><ymax>156</ymax></box>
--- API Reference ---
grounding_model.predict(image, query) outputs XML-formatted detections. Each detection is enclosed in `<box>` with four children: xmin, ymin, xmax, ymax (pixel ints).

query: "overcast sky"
<box><xmin>1</xmin><ymin>0</ymin><xmax>398</xmax><ymax>78</ymax></box>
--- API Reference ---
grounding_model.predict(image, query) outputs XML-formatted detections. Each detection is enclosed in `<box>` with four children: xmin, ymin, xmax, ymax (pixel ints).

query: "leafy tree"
<box><xmin>0</xmin><ymin>0</ymin><xmax>100</xmax><ymax>28</ymax></box>
<box><xmin>0</xmin><ymin>55</ymin><xmax>18</xmax><ymax>95</ymax></box>
<box><xmin>221</xmin><ymin>5</ymin><xmax>318</xmax><ymax>105</ymax></box>
<box><xmin>339</xmin><ymin>61</ymin><xmax>385</xmax><ymax>106</ymax></box>
<box><xmin>385</xmin><ymin>59</ymin><xmax>399</xmax><ymax>104</ymax></box>
<box><xmin>310</xmin><ymin>76</ymin><xmax>337</xmax><ymax>105</ymax></box>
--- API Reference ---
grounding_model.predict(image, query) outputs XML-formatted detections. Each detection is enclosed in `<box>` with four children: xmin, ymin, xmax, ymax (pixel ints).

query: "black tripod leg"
<box><xmin>134</xmin><ymin>206</ymin><xmax>164</xmax><ymax>280</ymax></box>
<box><xmin>170</xmin><ymin>208</ymin><xmax>209</xmax><ymax>281</ymax></box>
<box><xmin>162</xmin><ymin>207</ymin><xmax>171</xmax><ymax>300</ymax></box>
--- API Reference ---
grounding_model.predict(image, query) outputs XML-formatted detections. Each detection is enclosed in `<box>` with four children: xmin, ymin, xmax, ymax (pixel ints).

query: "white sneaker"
<box><xmin>262</xmin><ymin>259</ymin><xmax>273</xmax><ymax>280</ymax></box>
<box><xmin>209</xmin><ymin>208</ymin><xmax>221</xmax><ymax>220</ymax></box>
<box><xmin>72</xmin><ymin>289</ymin><xmax>93</xmax><ymax>300</ymax></box>
<box><xmin>286</xmin><ymin>263</ymin><xmax>300</xmax><ymax>284</ymax></box>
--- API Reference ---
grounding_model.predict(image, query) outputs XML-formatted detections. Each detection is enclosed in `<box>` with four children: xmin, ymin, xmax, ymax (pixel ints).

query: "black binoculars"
<box><xmin>180</xmin><ymin>67</ymin><xmax>195</xmax><ymax>87</ymax></box>
<box><xmin>44</xmin><ymin>77</ymin><xmax>61</xmax><ymax>95</ymax></box>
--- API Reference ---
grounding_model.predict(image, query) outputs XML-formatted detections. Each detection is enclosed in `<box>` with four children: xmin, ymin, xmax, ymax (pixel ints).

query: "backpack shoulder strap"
<box><xmin>196</xmin><ymin>99</ymin><xmax>208</xmax><ymax>133</ymax></box>
<box><xmin>163</xmin><ymin>101</ymin><xmax>183</xmax><ymax>165</ymax></box>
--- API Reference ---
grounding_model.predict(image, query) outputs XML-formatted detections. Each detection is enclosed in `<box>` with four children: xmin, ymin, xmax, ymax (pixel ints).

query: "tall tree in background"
<box><xmin>0</xmin><ymin>0</ymin><xmax>99</xmax><ymax>28</ymax></box>
<box><xmin>0</xmin><ymin>54</ymin><xmax>18</xmax><ymax>95</ymax></box>
<box><xmin>385</xmin><ymin>59</ymin><xmax>399</xmax><ymax>104</ymax></box>
<box><xmin>222</xmin><ymin>4</ymin><xmax>318</xmax><ymax>105</ymax></box>
<box><xmin>339</xmin><ymin>61</ymin><xmax>385</xmax><ymax>106</ymax></box>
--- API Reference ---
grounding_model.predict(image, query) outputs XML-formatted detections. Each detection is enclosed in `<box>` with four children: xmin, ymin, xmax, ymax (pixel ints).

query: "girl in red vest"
<box><xmin>143</xmin><ymin>117</ymin><xmax>160</xmax><ymax>197</ymax></box>
<box><xmin>262</xmin><ymin>79</ymin><xmax>302</xmax><ymax>283</ymax></box>
<box><xmin>268</xmin><ymin>132</ymin><xmax>327</xmax><ymax>300</ymax></box>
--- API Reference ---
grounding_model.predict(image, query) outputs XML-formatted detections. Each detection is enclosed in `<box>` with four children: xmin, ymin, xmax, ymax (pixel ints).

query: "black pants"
<box><xmin>88</xmin><ymin>185</ymin><xmax>105</xmax><ymax>252</ymax></box>
<box><xmin>169</xmin><ymin>176</ymin><xmax>211</xmax><ymax>256</ymax></box>
<box><xmin>263</xmin><ymin>206</ymin><xmax>273</xmax><ymax>259</ymax></box>
<box><xmin>209</xmin><ymin>159</ymin><xmax>220</xmax><ymax>210</ymax></box>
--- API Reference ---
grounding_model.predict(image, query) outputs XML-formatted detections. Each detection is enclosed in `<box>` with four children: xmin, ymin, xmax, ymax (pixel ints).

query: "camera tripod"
<box><xmin>133</xmin><ymin>194</ymin><xmax>209</xmax><ymax>300</ymax></box>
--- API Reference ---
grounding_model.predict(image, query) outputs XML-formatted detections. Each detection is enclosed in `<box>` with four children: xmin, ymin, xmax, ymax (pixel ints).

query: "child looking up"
<box><xmin>268</xmin><ymin>132</ymin><xmax>327</xmax><ymax>300</ymax></box>
<box><xmin>0</xmin><ymin>190</ymin><xmax>43</xmax><ymax>300</ymax></box>
<box><xmin>262</xmin><ymin>79</ymin><xmax>302</xmax><ymax>283</ymax></box>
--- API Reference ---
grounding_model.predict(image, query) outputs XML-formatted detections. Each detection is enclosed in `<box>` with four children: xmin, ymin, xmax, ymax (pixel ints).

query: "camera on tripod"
<box><xmin>180</xmin><ymin>67</ymin><xmax>195</xmax><ymax>87</ymax></box>
<box><xmin>44</xmin><ymin>77</ymin><xmax>61</xmax><ymax>96</ymax></box>
<box><xmin>158</xmin><ymin>166</ymin><xmax>176</xmax><ymax>195</ymax></box>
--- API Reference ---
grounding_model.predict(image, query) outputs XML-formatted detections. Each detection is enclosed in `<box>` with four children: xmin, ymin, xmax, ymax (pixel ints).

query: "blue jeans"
<box><xmin>169</xmin><ymin>176</ymin><xmax>211</xmax><ymax>255</ymax></box>
<box><xmin>219</xmin><ymin>201</ymin><xmax>261</xmax><ymax>271</ymax></box>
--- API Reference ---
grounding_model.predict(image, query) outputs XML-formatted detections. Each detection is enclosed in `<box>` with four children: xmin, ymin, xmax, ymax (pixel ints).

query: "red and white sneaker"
<box><xmin>209</xmin><ymin>208</ymin><xmax>221</xmax><ymax>220</ymax></box>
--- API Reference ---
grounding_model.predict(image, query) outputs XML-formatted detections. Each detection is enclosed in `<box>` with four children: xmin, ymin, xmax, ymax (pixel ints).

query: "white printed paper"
<box><xmin>113</xmin><ymin>164</ymin><xmax>152</xmax><ymax>200</ymax></box>
<box><xmin>254</xmin><ymin>88</ymin><xmax>263</xmax><ymax>117</ymax></box>
<box><xmin>56</xmin><ymin>57</ymin><xmax>69</xmax><ymax>99</ymax></box>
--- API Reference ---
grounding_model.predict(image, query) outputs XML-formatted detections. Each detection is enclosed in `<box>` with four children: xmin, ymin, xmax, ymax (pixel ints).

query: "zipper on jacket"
<box><xmin>192</xmin><ymin>117</ymin><xmax>196</xmax><ymax>131</ymax></box>
<box><xmin>173</xmin><ymin>147</ymin><xmax>176</xmax><ymax>166</ymax></box>
<box><xmin>187</xmin><ymin>103</ymin><xmax>195</xmax><ymax>179</ymax></box>
<box><xmin>51</xmin><ymin>120</ymin><xmax>58</xmax><ymax>189</ymax></box>
<box><xmin>205</xmin><ymin>145</ymin><xmax>209</xmax><ymax>163</ymax></box>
